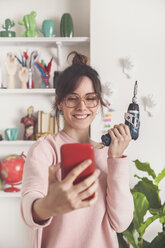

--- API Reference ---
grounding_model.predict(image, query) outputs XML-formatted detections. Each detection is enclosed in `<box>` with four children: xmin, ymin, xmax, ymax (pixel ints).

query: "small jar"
<box><xmin>41</xmin><ymin>73</ymin><xmax>50</xmax><ymax>88</ymax></box>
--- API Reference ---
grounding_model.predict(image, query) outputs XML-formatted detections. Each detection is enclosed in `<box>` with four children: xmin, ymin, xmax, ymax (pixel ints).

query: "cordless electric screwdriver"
<box><xmin>101</xmin><ymin>81</ymin><xmax>140</xmax><ymax>146</ymax></box>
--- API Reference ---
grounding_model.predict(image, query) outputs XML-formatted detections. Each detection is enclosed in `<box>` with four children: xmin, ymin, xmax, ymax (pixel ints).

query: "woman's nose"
<box><xmin>76</xmin><ymin>99</ymin><xmax>87</xmax><ymax>109</ymax></box>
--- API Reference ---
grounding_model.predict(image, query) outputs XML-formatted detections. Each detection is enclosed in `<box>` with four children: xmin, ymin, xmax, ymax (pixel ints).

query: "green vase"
<box><xmin>60</xmin><ymin>13</ymin><xmax>74</xmax><ymax>37</ymax></box>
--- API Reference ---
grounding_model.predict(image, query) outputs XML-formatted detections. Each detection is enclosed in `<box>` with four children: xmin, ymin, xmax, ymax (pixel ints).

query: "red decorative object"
<box><xmin>0</xmin><ymin>152</ymin><xmax>26</xmax><ymax>192</ymax></box>
<box><xmin>20</xmin><ymin>106</ymin><xmax>36</xmax><ymax>140</ymax></box>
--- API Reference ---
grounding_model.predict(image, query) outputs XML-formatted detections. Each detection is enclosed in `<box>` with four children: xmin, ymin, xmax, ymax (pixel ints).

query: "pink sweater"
<box><xmin>21</xmin><ymin>131</ymin><xmax>134</xmax><ymax>248</ymax></box>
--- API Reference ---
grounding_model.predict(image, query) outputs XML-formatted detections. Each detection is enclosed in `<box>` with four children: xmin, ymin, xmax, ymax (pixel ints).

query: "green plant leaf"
<box><xmin>163</xmin><ymin>203</ymin><xmax>165</xmax><ymax>212</ymax></box>
<box><xmin>122</xmin><ymin>229</ymin><xmax>137</xmax><ymax>248</ymax></box>
<box><xmin>132</xmin><ymin>192</ymin><xmax>149</xmax><ymax>230</ymax></box>
<box><xmin>117</xmin><ymin>233</ymin><xmax>130</xmax><ymax>248</ymax></box>
<box><xmin>138</xmin><ymin>214</ymin><xmax>163</xmax><ymax>235</ymax></box>
<box><xmin>132</xmin><ymin>177</ymin><xmax>161</xmax><ymax>209</ymax></box>
<box><xmin>133</xmin><ymin>160</ymin><xmax>156</xmax><ymax>179</ymax></box>
<box><xmin>143</xmin><ymin>239</ymin><xmax>151</xmax><ymax>248</ymax></box>
<box><xmin>158</xmin><ymin>203</ymin><xmax>165</xmax><ymax>223</ymax></box>
<box><xmin>159</xmin><ymin>215</ymin><xmax>165</xmax><ymax>224</ymax></box>
<box><xmin>134</xmin><ymin>174</ymin><xmax>142</xmax><ymax>180</ymax></box>
<box><xmin>154</xmin><ymin>168</ymin><xmax>165</xmax><ymax>185</ymax></box>
<box><xmin>149</xmin><ymin>207</ymin><xmax>163</xmax><ymax>215</ymax></box>
<box><xmin>150</xmin><ymin>232</ymin><xmax>165</xmax><ymax>248</ymax></box>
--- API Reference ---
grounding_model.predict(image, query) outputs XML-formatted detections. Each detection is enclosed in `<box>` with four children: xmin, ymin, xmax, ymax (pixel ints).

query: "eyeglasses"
<box><xmin>64</xmin><ymin>93</ymin><xmax>99</xmax><ymax>108</ymax></box>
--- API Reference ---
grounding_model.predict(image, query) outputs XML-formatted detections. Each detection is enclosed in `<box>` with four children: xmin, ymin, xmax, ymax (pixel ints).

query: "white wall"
<box><xmin>90</xmin><ymin>0</ymin><xmax>165</xmax><ymax>242</ymax></box>
<box><xmin>0</xmin><ymin>1</ymin><xmax>89</xmax><ymax>247</ymax></box>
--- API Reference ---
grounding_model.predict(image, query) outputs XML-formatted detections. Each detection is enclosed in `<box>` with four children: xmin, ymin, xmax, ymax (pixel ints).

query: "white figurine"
<box><xmin>5</xmin><ymin>52</ymin><xmax>18</xmax><ymax>89</ymax></box>
<box><xmin>18</xmin><ymin>65</ymin><xmax>28</xmax><ymax>88</ymax></box>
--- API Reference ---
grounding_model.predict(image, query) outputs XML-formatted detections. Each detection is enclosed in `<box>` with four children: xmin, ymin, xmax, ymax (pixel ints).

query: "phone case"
<box><xmin>61</xmin><ymin>143</ymin><xmax>94</xmax><ymax>185</ymax></box>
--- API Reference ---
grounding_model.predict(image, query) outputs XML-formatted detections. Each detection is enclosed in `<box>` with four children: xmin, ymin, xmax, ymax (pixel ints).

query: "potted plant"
<box><xmin>118</xmin><ymin>159</ymin><xmax>165</xmax><ymax>248</ymax></box>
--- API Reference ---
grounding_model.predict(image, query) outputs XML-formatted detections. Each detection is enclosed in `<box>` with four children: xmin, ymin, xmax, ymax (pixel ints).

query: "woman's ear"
<box><xmin>58</xmin><ymin>104</ymin><xmax>63</xmax><ymax>111</ymax></box>
<box><xmin>55</xmin><ymin>95</ymin><xmax>61</xmax><ymax>110</ymax></box>
<box><xmin>55</xmin><ymin>95</ymin><xmax>58</xmax><ymax>103</ymax></box>
<box><xmin>55</xmin><ymin>94</ymin><xmax>63</xmax><ymax>111</ymax></box>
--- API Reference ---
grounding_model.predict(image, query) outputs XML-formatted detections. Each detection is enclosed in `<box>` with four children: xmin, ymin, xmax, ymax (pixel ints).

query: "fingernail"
<box><xmin>86</xmin><ymin>159</ymin><xmax>92</xmax><ymax>165</ymax></box>
<box><xmin>95</xmin><ymin>169</ymin><xmax>100</xmax><ymax>176</ymax></box>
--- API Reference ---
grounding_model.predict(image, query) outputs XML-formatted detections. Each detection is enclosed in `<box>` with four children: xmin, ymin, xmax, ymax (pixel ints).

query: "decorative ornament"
<box><xmin>20</xmin><ymin>106</ymin><xmax>36</xmax><ymax>140</ymax></box>
<box><xmin>119</xmin><ymin>57</ymin><xmax>134</xmax><ymax>79</ymax></box>
<box><xmin>0</xmin><ymin>153</ymin><xmax>26</xmax><ymax>192</ymax></box>
<box><xmin>5</xmin><ymin>52</ymin><xmax>18</xmax><ymax>89</ymax></box>
<box><xmin>40</xmin><ymin>19</ymin><xmax>56</xmax><ymax>37</ymax></box>
<box><xmin>60</xmin><ymin>13</ymin><xmax>74</xmax><ymax>37</ymax></box>
<box><xmin>101</xmin><ymin>82</ymin><xmax>115</xmax><ymax>134</ymax></box>
<box><xmin>18</xmin><ymin>11</ymin><xmax>38</xmax><ymax>37</ymax></box>
<box><xmin>102</xmin><ymin>82</ymin><xmax>115</xmax><ymax>108</ymax></box>
<box><xmin>102</xmin><ymin>105</ymin><xmax>115</xmax><ymax>135</ymax></box>
<box><xmin>141</xmin><ymin>94</ymin><xmax>157</xmax><ymax>117</ymax></box>
<box><xmin>0</xmin><ymin>18</ymin><xmax>16</xmax><ymax>37</ymax></box>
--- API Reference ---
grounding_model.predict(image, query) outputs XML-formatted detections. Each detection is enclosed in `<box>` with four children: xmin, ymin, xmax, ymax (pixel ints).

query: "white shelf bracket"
<box><xmin>56</xmin><ymin>41</ymin><xmax>62</xmax><ymax>70</ymax></box>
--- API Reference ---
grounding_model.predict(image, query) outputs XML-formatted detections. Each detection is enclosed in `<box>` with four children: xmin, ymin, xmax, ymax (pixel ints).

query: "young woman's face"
<box><xmin>59</xmin><ymin>76</ymin><xmax>99</xmax><ymax>131</ymax></box>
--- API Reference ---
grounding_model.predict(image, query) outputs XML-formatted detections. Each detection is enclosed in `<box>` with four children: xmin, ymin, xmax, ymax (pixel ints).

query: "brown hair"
<box><xmin>54</xmin><ymin>52</ymin><xmax>107</xmax><ymax>121</ymax></box>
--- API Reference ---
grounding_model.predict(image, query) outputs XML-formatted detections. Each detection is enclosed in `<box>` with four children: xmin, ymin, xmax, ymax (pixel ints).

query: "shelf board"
<box><xmin>0</xmin><ymin>88</ymin><xmax>55</xmax><ymax>95</ymax></box>
<box><xmin>0</xmin><ymin>37</ymin><xmax>90</xmax><ymax>47</ymax></box>
<box><xmin>0</xmin><ymin>140</ymin><xmax>35</xmax><ymax>146</ymax></box>
<box><xmin>0</xmin><ymin>191</ymin><xmax>21</xmax><ymax>198</ymax></box>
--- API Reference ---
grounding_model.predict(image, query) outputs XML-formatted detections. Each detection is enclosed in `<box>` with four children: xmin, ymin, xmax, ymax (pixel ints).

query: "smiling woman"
<box><xmin>54</xmin><ymin>52</ymin><xmax>107</xmax><ymax>124</ymax></box>
<box><xmin>21</xmin><ymin>51</ymin><xmax>134</xmax><ymax>248</ymax></box>
<box><xmin>56</xmin><ymin>73</ymin><xmax>104</xmax><ymax>134</ymax></box>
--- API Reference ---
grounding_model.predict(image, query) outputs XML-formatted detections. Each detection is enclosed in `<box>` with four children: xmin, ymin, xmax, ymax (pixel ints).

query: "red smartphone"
<box><xmin>60</xmin><ymin>143</ymin><xmax>95</xmax><ymax>185</ymax></box>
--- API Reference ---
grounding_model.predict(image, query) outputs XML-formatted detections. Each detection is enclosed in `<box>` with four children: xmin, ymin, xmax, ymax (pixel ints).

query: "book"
<box><xmin>54</xmin><ymin>116</ymin><xmax>58</xmax><ymax>134</ymax></box>
<box><xmin>37</xmin><ymin>111</ymin><xmax>42</xmax><ymax>133</ymax></box>
<box><xmin>41</xmin><ymin>112</ymin><xmax>50</xmax><ymax>133</ymax></box>
<box><xmin>49</xmin><ymin>115</ymin><xmax>54</xmax><ymax>134</ymax></box>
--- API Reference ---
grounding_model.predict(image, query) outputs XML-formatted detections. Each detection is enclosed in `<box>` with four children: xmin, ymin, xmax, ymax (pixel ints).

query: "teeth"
<box><xmin>74</xmin><ymin>115</ymin><xmax>88</xmax><ymax>119</ymax></box>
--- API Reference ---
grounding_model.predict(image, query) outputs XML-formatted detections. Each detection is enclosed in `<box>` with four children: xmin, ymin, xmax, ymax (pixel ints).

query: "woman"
<box><xmin>21</xmin><ymin>52</ymin><xmax>134</xmax><ymax>248</ymax></box>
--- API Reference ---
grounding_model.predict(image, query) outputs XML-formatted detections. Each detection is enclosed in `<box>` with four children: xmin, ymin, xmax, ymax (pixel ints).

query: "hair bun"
<box><xmin>67</xmin><ymin>51</ymin><xmax>88</xmax><ymax>65</ymax></box>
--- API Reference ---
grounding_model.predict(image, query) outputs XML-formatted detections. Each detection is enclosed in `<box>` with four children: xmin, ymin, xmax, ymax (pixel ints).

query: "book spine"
<box><xmin>41</xmin><ymin>112</ymin><xmax>50</xmax><ymax>133</ymax></box>
<box><xmin>37</xmin><ymin>111</ymin><xmax>42</xmax><ymax>133</ymax></box>
<box><xmin>49</xmin><ymin>115</ymin><xmax>55</xmax><ymax>134</ymax></box>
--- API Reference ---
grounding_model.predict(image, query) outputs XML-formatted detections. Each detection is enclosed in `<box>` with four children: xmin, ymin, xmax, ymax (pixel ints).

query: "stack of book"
<box><xmin>36</xmin><ymin>111</ymin><xmax>58</xmax><ymax>139</ymax></box>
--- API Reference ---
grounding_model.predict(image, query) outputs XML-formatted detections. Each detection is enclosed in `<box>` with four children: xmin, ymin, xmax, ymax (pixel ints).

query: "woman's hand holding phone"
<box><xmin>32</xmin><ymin>159</ymin><xmax>100</xmax><ymax>223</ymax></box>
<box><xmin>47</xmin><ymin>160</ymin><xmax>100</xmax><ymax>215</ymax></box>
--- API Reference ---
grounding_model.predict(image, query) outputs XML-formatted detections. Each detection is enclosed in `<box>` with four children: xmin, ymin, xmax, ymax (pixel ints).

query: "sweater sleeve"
<box><xmin>20</xmin><ymin>138</ymin><xmax>57</xmax><ymax>229</ymax></box>
<box><xmin>106</xmin><ymin>156</ymin><xmax>134</xmax><ymax>233</ymax></box>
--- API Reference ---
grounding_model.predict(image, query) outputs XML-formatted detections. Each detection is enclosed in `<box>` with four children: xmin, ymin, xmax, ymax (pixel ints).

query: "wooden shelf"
<box><xmin>0</xmin><ymin>37</ymin><xmax>90</xmax><ymax>47</ymax></box>
<box><xmin>0</xmin><ymin>88</ymin><xmax>55</xmax><ymax>95</ymax></box>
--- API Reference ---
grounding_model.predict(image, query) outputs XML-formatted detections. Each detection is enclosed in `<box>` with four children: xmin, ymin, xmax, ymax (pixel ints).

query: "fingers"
<box><xmin>80</xmin><ymin>192</ymin><xmax>98</xmax><ymax>208</ymax></box>
<box><xmin>123</xmin><ymin>124</ymin><xmax>131</xmax><ymax>137</ymax></box>
<box><xmin>108</xmin><ymin>123</ymin><xmax>132</xmax><ymax>158</ymax></box>
<box><xmin>74</xmin><ymin>169</ymin><xmax>100</xmax><ymax>193</ymax></box>
<box><xmin>115</xmin><ymin>123</ymin><xmax>131</xmax><ymax>137</ymax></box>
<box><xmin>48</xmin><ymin>164</ymin><xmax>60</xmax><ymax>184</ymax></box>
<box><xmin>63</xmin><ymin>159</ymin><xmax>92</xmax><ymax>184</ymax></box>
<box><xmin>109</xmin><ymin>123</ymin><xmax>131</xmax><ymax>140</ymax></box>
<box><xmin>79</xmin><ymin>180</ymin><xmax>98</xmax><ymax>200</ymax></box>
